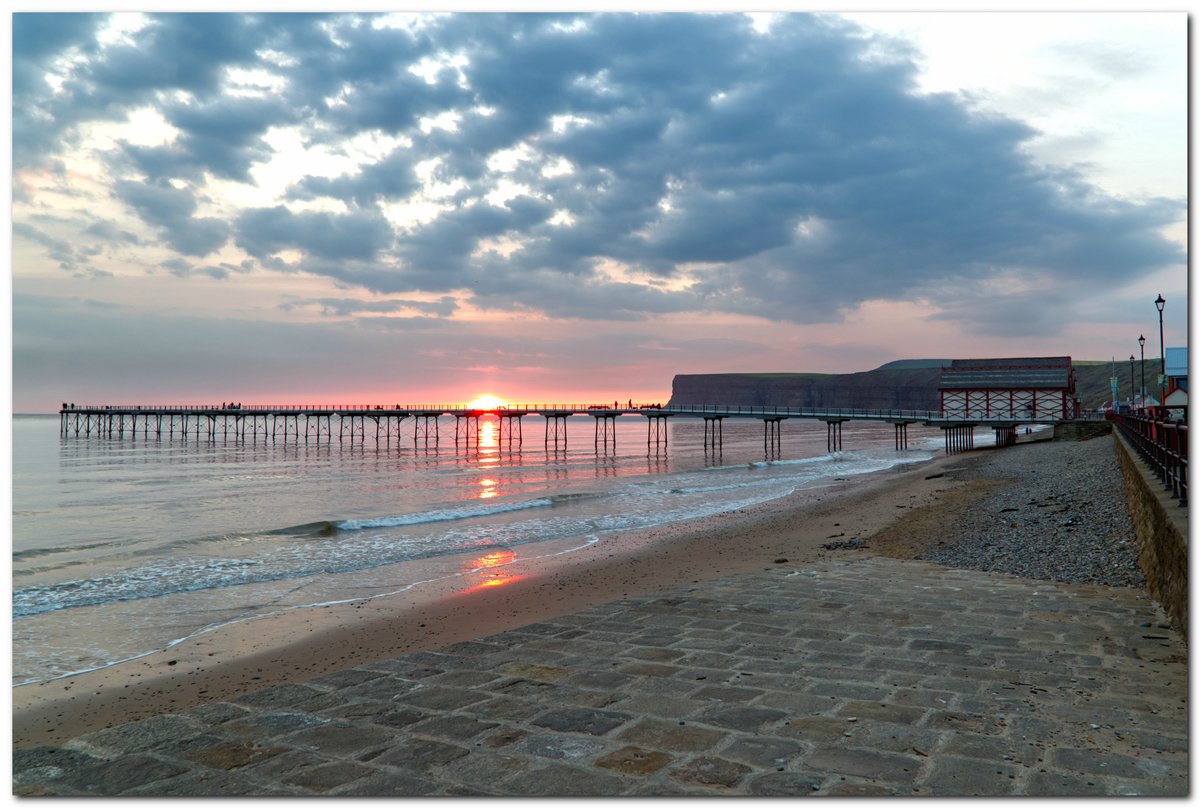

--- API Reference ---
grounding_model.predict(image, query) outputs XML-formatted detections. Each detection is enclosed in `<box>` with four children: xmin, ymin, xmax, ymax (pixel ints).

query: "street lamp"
<box><xmin>1138</xmin><ymin>334</ymin><xmax>1146</xmax><ymax>407</ymax></box>
<box><xmin>1129</xmin><ymin>355</ymin><xmax>1135</xmax><ymax>406</ymax></box>
<box><xmin>1155</xmin><ymin>294</ymin><xmax>1166</xmax><ymax>406</ymax></box>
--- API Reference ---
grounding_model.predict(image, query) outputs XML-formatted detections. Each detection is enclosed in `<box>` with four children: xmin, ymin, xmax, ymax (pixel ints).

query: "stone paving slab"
<box><xmin>13</xmin><ymin>556</ymin><xmax>1188</xmax><ymax>796</ymax></box>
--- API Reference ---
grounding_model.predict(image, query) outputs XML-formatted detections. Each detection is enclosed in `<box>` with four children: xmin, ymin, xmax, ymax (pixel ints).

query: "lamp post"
<box><xmin>1155</xmin><ymin>294</ymin><xmax>1166</xmax><ymax>406</ymax></box>
<box><xmin>1129</xmin><ymin>355</ymin><xmax>1135</xmax><ymax>406</ymax></box>
<box><xmin>1138</xmin><ymin>334</ymin><xmax>1146</xmax><ymax>407</ymax></box>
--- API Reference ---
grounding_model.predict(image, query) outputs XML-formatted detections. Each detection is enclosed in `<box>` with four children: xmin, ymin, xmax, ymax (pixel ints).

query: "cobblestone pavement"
<box><xmin>14</xmin><ymin>556</ymin><xmax>1187</xmax><ymax>797</ymax></box>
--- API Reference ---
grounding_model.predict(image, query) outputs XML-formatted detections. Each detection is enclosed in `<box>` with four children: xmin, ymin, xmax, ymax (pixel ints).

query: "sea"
<box><xmin>11</xmin><ymin>412</ymin><xmax>968</xmax><ymax>687</ymax></box>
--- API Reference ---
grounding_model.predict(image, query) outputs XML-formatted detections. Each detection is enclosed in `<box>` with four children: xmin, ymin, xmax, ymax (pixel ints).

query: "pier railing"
<box><xmin>60</xmin><ymin>402</ymin><xmax>945</xmax><ymax>420</ymax></box>
<box><xmin>1113</xmin><ymin>411</ymin><xmax>1188</xmax><ymax>506</ymax></box>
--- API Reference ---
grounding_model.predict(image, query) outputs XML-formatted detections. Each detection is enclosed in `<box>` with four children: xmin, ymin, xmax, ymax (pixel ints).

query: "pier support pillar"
<box><xmin>454</xmin><ymin>414</ymin><xmax>480</xmax><ymax>446</ymax></box>
<box><xmin>763</xmin><ymin>417</ymin><xmax>785</xmax><ymax>456</ymax></box>
<box><xmin>823</xmin><ymin>418</ymin><xmax>847</xmax><ymax>452</ymax></box>
<box><xmin>593</xmin><ymin>413</ymin><xmax>618</xmax><ymax>450</ymax></box>
<box><xmin>703</xmin><ymin>416</ymin><xmax>726</xmax><ymax>450</ymax></box>
<box><xmin>499</xmin><ymin>413</ymin><xmax>524</xmax><ymax>446</ymax></box>
<box><xmin>889</xmin><ymin>420</ymin><xmax>915</xmax><ymax>451</ymax></box>
<box><xmin>993</xmin><ymin>425</ymin><xmax>1017</xmax><ymax>447</ymax></box>
<box><xmin>544</xmin><ymin>414</ymin><xmax>568</xmax><ymax>448</ymax></box>
<box><xmin>646</xmin><ymin>414</ymin><xmax>672</xmax><ymax>450</ymax></box>
<box><xmin>415</xmin><ymin>414</ymin><xmax>440</xmax><ymax>444</ymax></box>
<box><xmin>942</xmin><ymin>424</ymin><xmax>976</xmax><ymax>454</ymax></box>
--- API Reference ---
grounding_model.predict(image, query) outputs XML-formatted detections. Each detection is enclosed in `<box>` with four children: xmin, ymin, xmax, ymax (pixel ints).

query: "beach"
<box><xmin>13</xmin><ymin>433</ymin><xmax>1187</xmax><ymax>797</ymax></box>
<box><xmin>15</xmin><ymin>447</ymin><xmax>965</xmax><ymax>747</ymax></box>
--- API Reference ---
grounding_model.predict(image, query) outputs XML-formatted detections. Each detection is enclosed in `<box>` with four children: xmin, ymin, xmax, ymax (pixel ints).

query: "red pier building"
<box><xmin>939</xmin><ymin>356</ymin><xmax>1079</xmax><ymax>422</ymax></box>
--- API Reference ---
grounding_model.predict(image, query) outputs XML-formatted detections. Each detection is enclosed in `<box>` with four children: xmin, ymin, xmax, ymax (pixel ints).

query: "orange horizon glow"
<box><xmin>466</xmin><ymin>393</ymin><xmax>508</xmax><ymax>410</ymax></box>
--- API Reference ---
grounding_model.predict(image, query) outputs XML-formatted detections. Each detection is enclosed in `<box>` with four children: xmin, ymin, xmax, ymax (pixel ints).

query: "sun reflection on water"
<box><xmin>473</xmin><ymin>550</ymin><xmax>516</xmax><ymax>568</ymax></box>
<box><xmin>459</xmin><ymin>549</ymin><xmax>523</xmax><ymax>594</ymax></box>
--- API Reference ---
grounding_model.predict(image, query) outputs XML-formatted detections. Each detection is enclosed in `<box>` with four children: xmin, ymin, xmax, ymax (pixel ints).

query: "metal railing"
<box><xmin>59</xmin><ymin>402</ymin><xmax>945</xmax><ymax>419</ymax></box>
<box><xmin>1113</xmin><ymin>411</ymin><xmax>1187</xmax><ymax>506</ymax></box>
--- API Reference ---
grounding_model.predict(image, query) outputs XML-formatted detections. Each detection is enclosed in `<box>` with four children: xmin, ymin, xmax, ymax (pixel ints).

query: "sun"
<box><xmin>466</xmin><ymin>393</ymin><xmax>507</xmax><ymax>410</ymax></box>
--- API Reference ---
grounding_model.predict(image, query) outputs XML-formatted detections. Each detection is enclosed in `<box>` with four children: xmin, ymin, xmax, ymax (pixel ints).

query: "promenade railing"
<box><xmin>1113</xmin><ymin>411</ymin><xmax>1187</xmax><ymax>507</ymax></box>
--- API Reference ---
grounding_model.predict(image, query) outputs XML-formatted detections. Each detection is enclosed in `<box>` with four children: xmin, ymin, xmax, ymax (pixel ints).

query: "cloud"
<box><xmin>13</xmin><ymin>11</ymin><xmax>1186</xmax><ymax>335</ymax></box>
<box><xmin>122</xmin><ymin>96</ymin><xmax>296</xmax><ymax>183</ymax></box>
<box><xmin>14</xmin><ymin>222</ymin><xmax>78</xmax><ymax>270</ymax></box>
<box><xmin>114</xmin><ymin>178</ymin><xmax>231</xmax><ymax>256</ymax></box>
<box><xmin>84</xmin><ymin>218</ymin><xmax>142</xmax><ymax>245</ymax></box>
<box><xmin>279</xmin><ymin>295</ymin><xmax>458</xmax><ymax>318</ymax></box>
<box><xmin>290</xmin><ymin>148</ymin><xmax>421</xmax><ymax>207</ymax></box>
<box><xmin>233</xmin><ymin>205</ymin><xmax>394</xmax><ymax>262</ymax></box>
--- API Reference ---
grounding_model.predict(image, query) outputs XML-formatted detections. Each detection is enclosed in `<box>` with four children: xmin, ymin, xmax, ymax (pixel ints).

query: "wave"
<box><xmin>335</xmin><ymin>497</ymin><xmax>555</xmax><ymax>531</ymax></box>
<box><xmin>13</xmin><ymin>539</ymin><xmax>124</xmax><ymax>561</ymax></box>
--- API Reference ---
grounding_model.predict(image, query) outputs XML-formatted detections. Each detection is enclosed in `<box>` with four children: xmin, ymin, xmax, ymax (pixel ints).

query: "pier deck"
<box><xmin>56</xmin><ymin>402</ymin><xmax>1063</xmax><ymax>454</ymax></box>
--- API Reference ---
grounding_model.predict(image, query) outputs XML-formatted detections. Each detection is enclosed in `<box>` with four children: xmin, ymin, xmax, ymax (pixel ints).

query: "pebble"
<box><xmin>919</xmin><ymin>438</ymin><xmax>1146</xmax><ymax>587</ymax></box>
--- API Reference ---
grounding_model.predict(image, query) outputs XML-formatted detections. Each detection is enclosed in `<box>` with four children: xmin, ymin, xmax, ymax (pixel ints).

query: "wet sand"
<box><xmin>14</xmin><ymin>450</ymin><xmax>979</xmax><ymax>748</ymax></box>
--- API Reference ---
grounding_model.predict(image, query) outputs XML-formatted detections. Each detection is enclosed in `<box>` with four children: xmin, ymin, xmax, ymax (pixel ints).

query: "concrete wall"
<box><xmin>1112</xmin><ymin>431</ymin><xmax>1188</xmax><ymax>640</ymax></box>
<box><xmin>1053</xmin><ymin>420</ymin><xmax>1112</xmax><ymax>441</ymax></box>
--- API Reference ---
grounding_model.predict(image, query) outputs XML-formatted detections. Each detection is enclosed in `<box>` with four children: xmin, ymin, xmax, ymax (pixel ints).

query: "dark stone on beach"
<box><xmin>821</xmin><ymin>538</ymin><xmax>868</xmax><ymax>551</ymax></box>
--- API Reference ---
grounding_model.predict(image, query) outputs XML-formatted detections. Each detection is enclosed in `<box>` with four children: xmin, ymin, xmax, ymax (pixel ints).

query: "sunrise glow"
<box><xmin>466</xmin><ymin>394</ymin><xmax>507</xmax><ymax>410</ymax></box>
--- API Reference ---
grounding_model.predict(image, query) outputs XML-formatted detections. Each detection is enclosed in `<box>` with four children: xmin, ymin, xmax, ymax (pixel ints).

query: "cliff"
<box><xmin>668</xmin><ymin>362</ymin><xmax>948</xmax><ymax>411</ymax></box>
<box><xmin>668</xmin><ymin>359</ymin><xmax>1149</xmax><ymax>411</ymax></box>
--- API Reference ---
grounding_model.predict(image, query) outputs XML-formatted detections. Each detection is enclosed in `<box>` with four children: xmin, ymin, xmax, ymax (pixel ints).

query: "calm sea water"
<box><xmin>13</xmin><ymin>412</ymin><xmax>953</xmax><ymax>686</ymax></box>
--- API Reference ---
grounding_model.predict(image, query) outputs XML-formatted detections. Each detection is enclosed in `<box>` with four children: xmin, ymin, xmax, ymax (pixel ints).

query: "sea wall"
<box><xmin>1052</xmin><ymin>420</ymin><xmax>1112</xmax><ymax>441</ymax></box>
<box><xmin>1112</xmin><ymin>431</ymin><xmax>1188</xmax><ymax>640</ymax></box>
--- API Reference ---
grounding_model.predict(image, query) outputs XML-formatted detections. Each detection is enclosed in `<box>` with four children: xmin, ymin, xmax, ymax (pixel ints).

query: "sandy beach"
<box><xmin>14</xmin><ymin>449</ymin><xmax>976</xmax><ymax>748</ymax></box>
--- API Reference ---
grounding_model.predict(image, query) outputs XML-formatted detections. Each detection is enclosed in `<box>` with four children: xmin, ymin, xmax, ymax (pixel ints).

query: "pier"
<box><xmin>57</xmin><ymin>402</ymin><xmax>1065</xmax><ymax>454</ymax></box>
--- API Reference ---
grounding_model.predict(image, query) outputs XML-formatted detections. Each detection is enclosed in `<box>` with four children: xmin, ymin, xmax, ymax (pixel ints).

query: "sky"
<box><xmin>9</xmin><ymin>9</ymin><xmax>1189</xmax><ymax>412</ymax></box>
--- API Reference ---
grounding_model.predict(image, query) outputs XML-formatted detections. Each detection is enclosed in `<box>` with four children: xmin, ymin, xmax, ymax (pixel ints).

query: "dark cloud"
<box><xmin>114</xmin><ymin>179</ymin><xmax>231</xmax><ymax>256</ymax></box>
<box><xmin>12</xmin><ymin>13</ymin><xmax>106</xmax><ymax>166</ymax></box>
<box><xmin>12</xmin><ymin>13</ymin><xmax>105</xmax><ymax>95</ymax></box>
<box><xmin>291</xmin><ymin>149</ymin><xmax>420</xmax><ymax>207</ymax></box>
<box><xmin>123</xmin><ymin>96</ymin><xmax>296</xmax><ymax>183</ymax></box>
<box><xmin>233</xmin><ymin>206</ymin><xmax>394</xmax><ymax>262</ymax></box>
